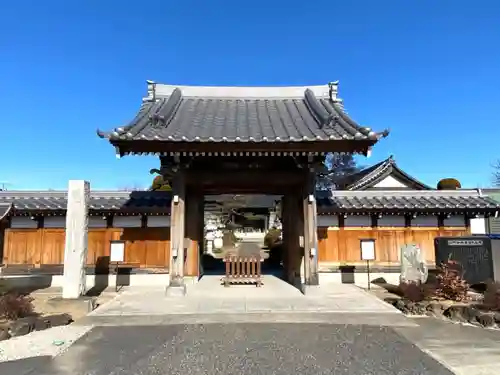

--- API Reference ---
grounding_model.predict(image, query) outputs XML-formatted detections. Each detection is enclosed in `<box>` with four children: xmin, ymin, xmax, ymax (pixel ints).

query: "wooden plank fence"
<box><xmin>223</xmin><ymin>255</ymin><xmax>263</xmax><ymax>287</ymax></box>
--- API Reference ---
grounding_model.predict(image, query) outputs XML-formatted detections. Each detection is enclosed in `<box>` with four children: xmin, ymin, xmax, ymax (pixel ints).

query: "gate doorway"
<box><xmin>201</xmin><ymin>194</ymin><xmax>284</xmax><ymax>281</ymax></box>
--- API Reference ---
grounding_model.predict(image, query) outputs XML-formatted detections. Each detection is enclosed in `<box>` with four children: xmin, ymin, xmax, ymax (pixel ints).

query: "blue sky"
<box><xmin>1</xmin><ymin>0</ymin><xmax>499</xmax><ymax>190</ymax></box>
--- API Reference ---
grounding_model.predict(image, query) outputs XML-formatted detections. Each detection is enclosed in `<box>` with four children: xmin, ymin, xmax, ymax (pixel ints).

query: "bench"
<box><xmin>222</xmin><ymin>255</ymin><xmax>263</xmax><ymax>287</ymax></box>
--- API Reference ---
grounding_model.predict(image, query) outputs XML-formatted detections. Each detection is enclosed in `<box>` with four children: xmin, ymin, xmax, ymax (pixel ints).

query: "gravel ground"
<box><xmin>0</xmin><ymin>324</ymin><xmax>93</xmax><ymax>362</ymax></box>
<box><xmin>26</xmin><ymin>323</ymin><xmax>453</xmax><ymax>375</ymax></box>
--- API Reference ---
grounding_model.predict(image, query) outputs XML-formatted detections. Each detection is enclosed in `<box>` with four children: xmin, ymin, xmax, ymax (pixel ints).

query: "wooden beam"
<box><xmin>184</xmin><ymin>189</ymin><xmax>202</xmax><ymax>277</ymax></box>
<box><xmin>303</xmin><ymin>168</ymin><xmax>319</xmax><ymax>285</ymax></box>
<box><xmin>112</xmin><ymin>139</ymin><xmax>375</xmax><ymax>154</ymax></box>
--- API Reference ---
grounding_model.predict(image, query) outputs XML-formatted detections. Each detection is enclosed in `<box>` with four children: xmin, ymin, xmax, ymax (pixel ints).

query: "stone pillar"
<box><xmin>166</xmin><ymin>172</ymin><xmax>187</xmax><ymax>296</ymax></box>
<box><xmin>62</xmin><ymin>180</ymin><xmax>90</xmax><ymax>299</ymax></box>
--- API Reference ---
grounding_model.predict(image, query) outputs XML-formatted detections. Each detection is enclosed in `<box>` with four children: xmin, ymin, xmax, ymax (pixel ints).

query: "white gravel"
<box><xmin>0</xmin><ymin>324</ymin><xmax>93</xmax><ymax>362</ymax></box>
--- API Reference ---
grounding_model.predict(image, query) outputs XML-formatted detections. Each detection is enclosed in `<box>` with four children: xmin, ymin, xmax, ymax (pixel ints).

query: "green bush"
<box><xmin>264</xmin><ymin>228</ymin><xmax>281</xmax><ymax>249</ymax></box>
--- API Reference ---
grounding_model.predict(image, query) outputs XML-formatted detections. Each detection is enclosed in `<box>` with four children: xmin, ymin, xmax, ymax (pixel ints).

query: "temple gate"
<box><xmin>98</xmin><ymin>81</ymin><xmax>388</xmax><ymax>294</ymax></box>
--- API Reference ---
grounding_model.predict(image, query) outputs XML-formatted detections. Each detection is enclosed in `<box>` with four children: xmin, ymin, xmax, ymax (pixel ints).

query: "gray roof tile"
<box><xmin>0</xmin><ymin>203</ymin><xmax>13</xmax><ymax>220</ymax></box>
<box><xmin>0</xmin><ymin>191</ymin><xmax>171</xmax><ymax>214</ymax></box>
<box><xmin>97</xmin><ymin>82</ymin><xmax>389</xmax><ymax>144</ymax></box>
<box><xmin>317</xmin><ymin>190</ymin><xmax>500</xmax><ymax>214</ymax></box>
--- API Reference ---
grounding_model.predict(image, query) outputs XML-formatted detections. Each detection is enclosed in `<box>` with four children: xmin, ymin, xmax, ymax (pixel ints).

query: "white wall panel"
<box><xmin>317</xmin><ymin>216</ymin><xmax>339</xmax><ymax>227</ymax></box>
<box><xmin>344</xmin><ymin>215</ymin><xmax>372</xmax><ymax>227</ymax></box>
<box><xmin>44</xmin><ymin>217</ymin><xmax>66</xmax><ymax>228</ymax></box>
<box><xmin>112</xmin><ymin>216</ymin><xmax>142</xmax><ymax>228</ymax></box>
<box><xmin>147</xmin><ymin>216</ymin><xmax>171</xmax><ymax>227</ymax></box>
<box><xmin>470</xmin><ymin>217</ymin><xmax>486</xmax><ymax>234</ymax></box>
<box><xmin>443</xmin><ymin>215</ymin><xmax>466</xmax><ymax>227</ymax></box>
<box><xmin>378</xmin><ymin>216</ymin><xmax>406</xmax><ymax>227</ymax></box>
<box><xmin>411</xmin><ymin>216</ymin><xmax>438</xmax><ymax>227</ymax></box>
<box><xmin>10</xmin><ymin>217</ymin><xmax>38</xmax><ymax>229</ymax></box>
<box><xmin>88</xmin><ymin>217</ymin><xmax>108</xmax><ymax>228</ymax></box>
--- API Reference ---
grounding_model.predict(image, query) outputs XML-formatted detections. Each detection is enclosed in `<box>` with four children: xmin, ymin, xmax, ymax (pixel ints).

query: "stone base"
<box><xmin>301</xmin><ymin>284</ymin><xmax>321</xmax><ymax>296</ymax></box>
<box><xmin>309</xmin><ymin>273</ymin><xmax>320</xmax><ymax>286</ymax></box>
<box><xmin>48</xmin><ymin>296</ymin><xmax>97</xmax><ymax>313</ymax></box>
<box><xmin>165</xmin><ymin>277</ymin><xmax>187</xmax><ymax>297</ymax></box>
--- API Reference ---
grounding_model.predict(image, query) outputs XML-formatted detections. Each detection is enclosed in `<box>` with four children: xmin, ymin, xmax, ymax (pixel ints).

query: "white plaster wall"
<box><xmin>113</xmin><ymin>216</ymin><xmax>142</xmax><ymax>228</ymax></box>
<box><xmin>317</xmin><ymin>215</ymin><xmax>339</xmax><ymax>227</ymax></box>
<box><xmin>43</xmin><ymin>217</ymin><xmax>66</xmax><ymax>228</ymax></box>
<box><xmin>344</xmin><ymin>215</ymin><xmax>371</xmax><ymax>227</ymax></box>
<box><xmin>10</xmin><ymin>217</ymin><xmax>38</xmax><ymax>229</ymax></box>
<box><xmin>470</xmin><ymin>217</ymin><xmax>486</xmax><ymax>234</ymax></box>
<box><xmin>88</xmin><ymin>217</ymin><xmax>108</xmax><ymax>228</ymax></box>
<box><xmin>443</xmin><ymin>215</ymin><xmax>466</xmax><ymax>227</ymax></box>
<box><xmin>411</xmin><ymin>216</ymin><xmax>438</xmax><ymax>227</ymax></box>
<box><xmin>378</xmin><ymin>216</ymin><xmax>405</xmax><ymax>227</ymax></box>
<box><xmin>147</xmin><ymin>216</ymin><xmax>171</xmax><ymax>227</ymax></box>
<box><xmin>372</xmin><ymin>175</ymin><xmax>408</xmax><ymax>188</ymax></box>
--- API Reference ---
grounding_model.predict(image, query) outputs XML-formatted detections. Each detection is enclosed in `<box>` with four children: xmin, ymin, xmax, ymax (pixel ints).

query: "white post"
<box><xmin>62</xmin><ymin>180</ymin><xmax>90</xmax><ymax>299</ymax></box>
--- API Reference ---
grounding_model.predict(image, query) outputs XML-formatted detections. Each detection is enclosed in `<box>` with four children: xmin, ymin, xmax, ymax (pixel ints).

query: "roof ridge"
<box><xmin>331</xmin><ymin>189</ymin><xmax>484</xmax><ymax>197</ymax></box>
<box><xmin>146</xmin><ymin>82</ymin><xmax>335</xmax><ymax>100</ymax></box>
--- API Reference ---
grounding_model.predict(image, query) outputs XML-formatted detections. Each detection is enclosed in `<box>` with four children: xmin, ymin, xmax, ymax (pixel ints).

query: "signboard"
<box><xmin>360</xmin><ymin>239</ymin><xmax>375</xmax><ymax>261</ymax></box>
<box><xmin>434</xmin><ymin>236</ymin><xmax>493</xmax><ymax>285</ymax></box>
<box><xmin>110</xmin><ymin>240</ymin><xmax>125</xmax><ymax>262</ymax></box>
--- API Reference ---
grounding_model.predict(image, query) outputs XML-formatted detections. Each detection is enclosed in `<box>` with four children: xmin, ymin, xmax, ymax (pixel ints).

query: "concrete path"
<box><xmin>397</xmin><ymin>317</ymin><xmax>500</xmax><ymax>375</ymax></box>
<box><xmin>1</xmin><ymin>323</ymin><xmax>453</xmax><ymax>375</ymax></box>
<box><xmin>87</xmin><ymin>275</ymin><xmax>401</xmax><ymax>317</ymax></box>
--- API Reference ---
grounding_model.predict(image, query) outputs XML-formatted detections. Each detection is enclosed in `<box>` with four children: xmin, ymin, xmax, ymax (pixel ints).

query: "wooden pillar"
<box><xmin>281</xmin><ymin>194</ymin><xmax>291</xmax><ymax>283</ymax></box>
<box><xmin>303</xmin><ymin>168</ymin><xmax>319</xmax><ymax>286</ymax></box>
<box><xmin>167</xmin><ymin>172</ymin><xmax>187</xmax><ymax>293</ymax></box>
<box><xmin>184</xmin><ymin>189</ymin><xmax>202</xmax><ymax>277</ymax></box>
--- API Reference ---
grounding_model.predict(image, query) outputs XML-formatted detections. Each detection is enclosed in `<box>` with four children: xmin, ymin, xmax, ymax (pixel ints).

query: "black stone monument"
<box><xmin>434</xmin><ymin>236</ymin><xmax>500</xmax><ymax>285</ymax></box>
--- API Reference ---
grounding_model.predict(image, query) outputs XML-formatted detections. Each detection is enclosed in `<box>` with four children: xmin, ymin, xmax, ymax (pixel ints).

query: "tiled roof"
<box><xmin>0</xmin><ymin>191</ymin><xmax>171</xmax><ymax>214</ymax></box>
<box><xmin>317</xmin><ymin>190</ymin><xmax>500</xmax><ymax>214</ymax></box>
<box><xmin>97</xmin><ymin>81</ymin><xmax>389</xmax><ymax>144</ymax></box>
<box><xmin>338</xmin><ymin>156</ymin><xmax>432</xmax><ymax>190</ymax></box>
<box><xmin>0</xmin><ymin>203</ymin><xmax>13</xmax><ymax>220</ymax></box>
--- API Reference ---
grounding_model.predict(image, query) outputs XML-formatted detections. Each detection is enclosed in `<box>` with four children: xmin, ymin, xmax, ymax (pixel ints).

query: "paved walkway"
<box><xmin>2</xmin><ymin>323</ymin><xmax>453</xmax><ymax>375</ymax></box>
<box><xmin>397</xmin><ymin>318</ymin><xmax>500</xmax><ymax>375</ymax></box>
<box><xmin>88</xmin><ymin>275</ymin><xmax>401</xmax><ymax>317</ymax></box>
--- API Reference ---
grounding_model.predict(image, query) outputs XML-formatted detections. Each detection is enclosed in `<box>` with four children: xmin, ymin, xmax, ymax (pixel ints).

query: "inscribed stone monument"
<box><xmin>400</xmin><ymin>243</ymin><xmax>428</xmax><ymax>284</ymax></box>
<box><xmin>62</xmin><ymin>180</ymin><xmax>90</xmax><ymax>299</ymax></box>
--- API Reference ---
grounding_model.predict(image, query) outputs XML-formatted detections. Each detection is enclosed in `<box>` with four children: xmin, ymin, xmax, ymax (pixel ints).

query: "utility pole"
<box><xmin>0</xmin><ymin>181</ymin><xmax>12</xmax><ymax>190</ymax></box>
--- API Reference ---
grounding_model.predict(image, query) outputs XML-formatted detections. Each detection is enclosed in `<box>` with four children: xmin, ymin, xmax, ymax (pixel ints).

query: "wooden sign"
<box><xmin>435</xmin><ymin>236</ymin><xmax>493</xmax><ymax>285</ymax></box>
<box><xmin>110</xmin><ymin>240</ymin><xmax>125</xmax><ymax>263</ymax></box>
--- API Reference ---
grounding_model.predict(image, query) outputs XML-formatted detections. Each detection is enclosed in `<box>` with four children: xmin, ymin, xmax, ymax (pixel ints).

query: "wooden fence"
<box><xmin>223</xmin><ymin>255</ymin><xmax>263</xmax><ymax>287</ymax></box>
<box><xmin>2</xmin><ymin>228</ymin><xmax>170</xmax><ymax>268</ymax></box>
<box><xmin>317</xmin><ymin>226</ymin><xmax>469</xmax><ymax>266</ymax></box>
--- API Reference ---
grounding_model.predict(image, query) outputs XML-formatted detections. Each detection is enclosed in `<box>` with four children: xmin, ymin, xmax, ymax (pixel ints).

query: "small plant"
<box><xmin>435</xmin><ymin>260</ymin><xmax>469</xmax><ymax>302</ymax></box>
<box><xmin>482</xmin><ymin>281</ymin><xmax>500</xmax><ymax>311</ymax></box>
<box><xmin>398</xmin><ymin>281</ymin><xmax>433</xmax><ymax>302</ymax></box>
<box><xmin>0</xmin><ymin>293</ymin><xmax>35</xmax><ymax>320</ymax></box>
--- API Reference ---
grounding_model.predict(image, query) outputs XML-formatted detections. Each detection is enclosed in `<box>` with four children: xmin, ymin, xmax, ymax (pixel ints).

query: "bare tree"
<box><xmin>494</xmin><ymin>159</ymin><xmax>500</xmax><ymax>187</ymax></box>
